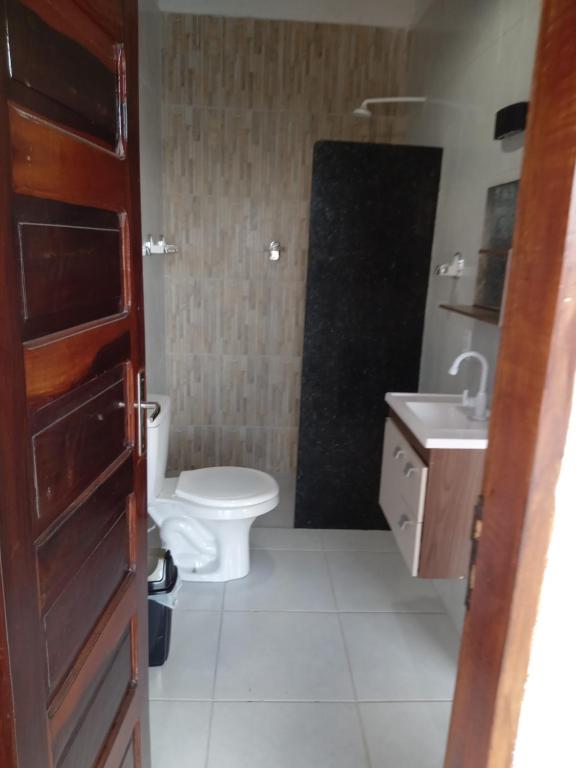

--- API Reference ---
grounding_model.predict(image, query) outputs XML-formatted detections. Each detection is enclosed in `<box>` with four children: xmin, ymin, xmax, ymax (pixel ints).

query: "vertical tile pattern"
<box><xmin>162</xmin><ymin>14</ymin><xmax>409</xmax><ymax>473</ymax></box>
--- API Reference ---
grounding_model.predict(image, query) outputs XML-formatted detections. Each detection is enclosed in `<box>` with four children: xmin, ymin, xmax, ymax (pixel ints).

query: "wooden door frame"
<box><xmin>445</xmin><ymin>0</ymin><xmax>576</xmax><ymax>765</ymax></box>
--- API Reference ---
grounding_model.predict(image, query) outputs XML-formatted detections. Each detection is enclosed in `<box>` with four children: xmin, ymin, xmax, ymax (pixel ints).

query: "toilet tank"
<box><xmin>146</xmin><ymin>394</ymin><xmax>172</xmax><ymax>501</ymax></box>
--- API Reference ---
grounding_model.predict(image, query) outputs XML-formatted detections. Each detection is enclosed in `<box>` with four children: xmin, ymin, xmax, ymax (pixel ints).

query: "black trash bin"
<box><xmin>148</xmin><ymin>549</ymin><xmax>178</xmax><ymax>667</ymax></box>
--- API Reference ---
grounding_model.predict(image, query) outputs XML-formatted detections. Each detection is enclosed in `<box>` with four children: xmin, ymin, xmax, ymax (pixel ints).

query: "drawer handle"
<box><xmin>393</xmin><ymin>446</ymin><xmax>405</xmax><ymax>460</ymax></box>
<box><xmin>398</xmin><ymin>514</ymin><xmax>416</xmax><ymax>531</ymax></box>
<box><xmin>403</xmin><ymin>462</ymin><xmax>416</xmax><ymax>478</ymax></box>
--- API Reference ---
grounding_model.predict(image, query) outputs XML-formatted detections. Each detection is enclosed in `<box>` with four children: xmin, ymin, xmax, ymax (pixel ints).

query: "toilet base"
<box><xmin>160</xmin><ymin>516</ymin><xmax>257</xmax><ymax>582</ymax></box>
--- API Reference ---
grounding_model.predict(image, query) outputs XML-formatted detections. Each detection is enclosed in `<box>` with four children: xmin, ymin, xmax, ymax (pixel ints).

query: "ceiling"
<box><xmin>157</xmin><ymin>0</ymin><xmax>433</xmax><ymax>28</ymax></box>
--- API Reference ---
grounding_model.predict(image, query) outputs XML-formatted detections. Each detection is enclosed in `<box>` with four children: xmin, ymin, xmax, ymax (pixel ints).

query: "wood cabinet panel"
<box><xmin>15</xmin><ymin>196</ymin><xmax>123</xmax><ymax>339</ymax></box>
<box><xmin>381</xmin><ymin>414</ymin><xmax>485</xmax><ymax>579</ymax></box>
<box><xmin>419</xmin><ymin>449</ymin><xmax>485</xmax><ymax>579</ymax></box>
<box><xmin>44</xmin><ymin>515</ymin><xmax>130</xmax><ymax>692</ymax></box>
<box><xmin>6</xmin><ymin>0</ymin><xmax>119</xmax><ymax>145</ymax></box>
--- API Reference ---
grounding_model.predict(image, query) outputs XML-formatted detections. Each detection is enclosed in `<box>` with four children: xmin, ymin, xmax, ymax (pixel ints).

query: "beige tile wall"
<box><xmin>162</xmin><ymin>13</ymin><xmax>410</xmax><ymax>473</ymax></box>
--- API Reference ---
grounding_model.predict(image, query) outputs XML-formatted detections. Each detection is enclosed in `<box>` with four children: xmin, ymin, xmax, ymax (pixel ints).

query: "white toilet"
<box><xmin>146</xmin><ymin>394</ymin><xmax>279</xmax><ymax>581</ymax></box>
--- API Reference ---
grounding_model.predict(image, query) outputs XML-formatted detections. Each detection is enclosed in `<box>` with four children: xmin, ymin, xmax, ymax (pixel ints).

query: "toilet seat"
<box><xmin>175</xmin><ymin>467</ymin><xmax>278</xmax><ymax>508</ymax></box>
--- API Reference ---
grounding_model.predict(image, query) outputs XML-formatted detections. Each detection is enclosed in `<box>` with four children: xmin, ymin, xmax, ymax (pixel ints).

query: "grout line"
<box><xmin>199</xmin><ymin>607</ymin><xmax>446</xmax><ymax>615</ymax></box>
<box><xmin>150</xmin><ymin>696</ymin><xmax>455</xmax><ymax>704</ymax></box>
<box><xmin>321</xmin><ymin>547</ymin><xmax>374</xmax><ymax>768</ymax></box>
<box><xmin>202</xmin><ymin>587</ymin><xmax>226</xmax><ymax>768</ymax></box>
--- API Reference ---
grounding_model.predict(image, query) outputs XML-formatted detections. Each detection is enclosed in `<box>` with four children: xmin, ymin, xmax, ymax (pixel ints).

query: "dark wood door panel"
<box><xmin>9</xmin><ymin>104</ymin><xmax>127</xmax><ymax>210</ymax></box>
<box><xmin>32</xmin><ymin>375</ymin><xmax>127</xmax><ymax>526</ymax></box>
<box><xmin>15</xmin><ymin>195</ymin><xmax>124</xmax><ymax>339</ymax></box>
<box><xmin>25</xmin><ymin>317</ymin><xmax>131</xmax><ymax>411</ymax></box>
<box><xmin>44</xmin><ymin>513</ymin><xmax>131</xmax><ymax>692</ymax></box>
<box><xmin>48</xmin><ymin>576</ymin><xmax>138</xmax><ymax>753</ymax></box>
<box><xmin>55</xmin><ymin>629</ymin><xmax>133</xmax><ymax>768</ymax></box>
<box><xmin>0</xmin><ymin>1</ymin><xmax>149</xmax><ymax>765</ymax></box>
<box><xmin>37</xmin><ymin>458</ymin><xmax>133</xmax><ymax>612</ymax></box>
<box><xmin>74</xmin><ymin>0</ymin><xmax>124</xmax><ymax>42</ymax></box>
<box><xmin>19</xmin><ymin>0</ymin><xmax>119</xmax><ymax>67</ymax></box>
<box><xmin>5</xmin><ymin>0</ymin><xmax>119</xmax><ymax>146</ymax></box>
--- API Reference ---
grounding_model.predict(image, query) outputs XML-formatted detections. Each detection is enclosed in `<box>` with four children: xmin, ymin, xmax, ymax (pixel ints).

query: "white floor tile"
<box><xmin>175</xmin><ymin>581</ymin><xmax>224</xmax><ymax>611</ymax></box>
<box><xmin>207</xmin><ymin>703</ymin><xmax>369</xmax><ymax>768</ymax></box>
<box><xmin>215</xmin><ymin>611</ymin><xmax>354</xmax><ymax>701</ymax></box>
<box><xmin>150</xmin><ymin>701</ymin><xmax>211</xmax><ymax>768</ymax></box>
<box><xmin>341</xmin><ymin>613</ymin><xmax>459</xmax><ymax>701</ymax></box>
<box><xmin>321</xmin><ymin>529</ymin><xmax>398</xmax><ymax>552</ymax></box>
<box><xmin>250</xmin><ymin>527</ymin><xmax>323</xmax><ymax>550</ymax></box>
<box><xmin>327</xmin><ymin>551</ymin><xmax>444</xmax><ymax>612</ymax></box>
<box><xmin>149</xmin><ymin>611</ymin><xmax>221</xmax><ymax>700</ymax></box>
<box><xmin>224</xmin><ymin>550</ymin><xmax>336</xmax><ymax>611</ymax></box>
<box><xmin>360</xmin><ymin>702</ymin><xmax>452</xmax><ymax>768</ymax></box>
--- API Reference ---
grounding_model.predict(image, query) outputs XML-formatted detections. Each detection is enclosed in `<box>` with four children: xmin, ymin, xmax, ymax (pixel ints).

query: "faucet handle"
<box><xmin>462</xmin><ymin>389</ymin><xmax>474</xmax><ymax>407</ymax></box>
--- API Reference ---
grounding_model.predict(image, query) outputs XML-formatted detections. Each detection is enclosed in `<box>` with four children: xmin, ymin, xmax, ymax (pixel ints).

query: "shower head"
<box><xmin>352</xmin><ymin>96</ymin><xmax>427</xmax><ymax>118</ymax></box>
<box><xmin>353</xmin><ymin>105</ymin><xmax>372</xmax><ymax>118</ymax></box>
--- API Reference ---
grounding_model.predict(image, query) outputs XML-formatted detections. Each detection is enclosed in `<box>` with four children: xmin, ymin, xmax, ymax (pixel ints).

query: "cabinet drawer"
<box><xmin>388</xmin><ymin>497</ymin><xmax>423</xmax><ymax>577</ymax></box>
<box><xmin>379</xmin><ymin>418</ymin><xmax>428</xmax><ymax>524</ymax></box>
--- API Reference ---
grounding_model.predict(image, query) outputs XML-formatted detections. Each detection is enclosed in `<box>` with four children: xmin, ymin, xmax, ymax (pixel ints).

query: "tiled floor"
<box><xmin>149</xmin><ymin>529</ymin><xmax>459</xmax><ymax>768</ymax></box>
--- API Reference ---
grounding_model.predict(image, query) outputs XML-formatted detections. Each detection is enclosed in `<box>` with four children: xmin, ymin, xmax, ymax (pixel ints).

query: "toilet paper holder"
<box><xmin>142</xmin><ymin>235</ymin><xmax>178</xmax><ymax>256</ymax></box>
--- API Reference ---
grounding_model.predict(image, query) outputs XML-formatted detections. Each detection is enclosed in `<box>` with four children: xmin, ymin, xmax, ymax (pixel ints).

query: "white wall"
<box><xmin>139</xmin><ymin>0</ymin><xmax>167</xmax><ymax>393</ymax></box>
<box><xmin>158</xmin><ymin>0</ymin><xmax>430</xmax><ymax>28</ymax></box>
<box><xmin>408</xmin><ymin>0</ymin><xmax>542</xmax><ymax>632</ymax></box>
<box><xmin>408</xmin><ymin>0</ymin><xmax>541</xmax><ymax>400</ymax></box>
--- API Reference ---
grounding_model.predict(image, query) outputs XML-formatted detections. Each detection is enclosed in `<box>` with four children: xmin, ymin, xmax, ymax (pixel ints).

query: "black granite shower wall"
<box><xmin>295</xmin><ymin>141</ymin><xmax>442</xmax><ymax>529</ymax></box>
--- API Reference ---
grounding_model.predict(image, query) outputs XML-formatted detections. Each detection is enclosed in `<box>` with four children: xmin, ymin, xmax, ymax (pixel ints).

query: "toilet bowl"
<box><xmin>146</xmin><ymin>394</ymin><xmax>278</xmax><ymax>581</ymax></box>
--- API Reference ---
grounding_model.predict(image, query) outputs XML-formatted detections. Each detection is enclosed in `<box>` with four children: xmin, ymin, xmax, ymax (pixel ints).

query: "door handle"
<box><xmin>133</xmin><ymin>369</ymin><xmax>157</xmax><ymax>456</ymax></box>
<box><xmin>139</xmin><ymin>400</ymin><xmax>161</xmax><ymax>421</ymax></box>
<box><xmin>393</xmin><ymin>446</ymin><xmax>405</xmax><ymax>460</ymax></box>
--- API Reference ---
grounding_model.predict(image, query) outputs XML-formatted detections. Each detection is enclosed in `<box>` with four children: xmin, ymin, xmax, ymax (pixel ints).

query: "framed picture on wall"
<box><xmin>474</xmin><ymin>180</ymin><xmax>519</xmax><ymax>312</ymax></box>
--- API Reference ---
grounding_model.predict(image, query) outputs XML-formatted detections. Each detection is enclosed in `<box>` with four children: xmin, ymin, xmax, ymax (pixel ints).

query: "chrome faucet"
<box><xmin>449</xmin><ymin>351</ymin><xmax>489</xmax><ymax>421</ymax></box>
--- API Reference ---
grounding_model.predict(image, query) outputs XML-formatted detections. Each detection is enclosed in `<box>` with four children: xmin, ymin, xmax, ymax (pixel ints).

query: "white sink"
<box><xmin>385</xmin><ymin>393</ymin><xmax>488</xmax><ymax>449</ymax></box>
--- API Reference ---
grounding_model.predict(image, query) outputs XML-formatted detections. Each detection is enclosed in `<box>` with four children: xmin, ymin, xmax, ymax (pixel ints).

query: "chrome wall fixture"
<box><xmin>434</xmin><ymin>252</ymin><xmax>464</xmax><ymax>278</ymax></box>
<box><xmin>352</xmin><ymin>96</ymin><xmax>427</xmax><ymax>118</ymax></box>
<box><xmin>142</xmin><ymin>235</ymin><xmax>178</xmax><ymax>256</ymax></box>
<box><xmin>267</xmin><ymin>240</ymin><xmax>282</xmax><ymax>261</ymax></box>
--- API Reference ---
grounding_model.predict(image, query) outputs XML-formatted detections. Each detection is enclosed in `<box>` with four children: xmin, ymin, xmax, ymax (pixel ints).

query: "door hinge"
<box><xmin>466</xmin><ymin>494</ymin><xmax>484</xmax><ymax>610</ymax></box>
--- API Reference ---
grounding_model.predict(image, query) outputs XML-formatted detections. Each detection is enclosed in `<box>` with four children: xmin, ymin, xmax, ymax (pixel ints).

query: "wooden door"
<box><xmin>0</xmin><ymin>2</ymin><xmax>150</xmax><ymax>767</ymax></box>
<box><xmin>445</xmin><ymin>0</ymin><xmax>576</xmax><ymax>765</ymax></box>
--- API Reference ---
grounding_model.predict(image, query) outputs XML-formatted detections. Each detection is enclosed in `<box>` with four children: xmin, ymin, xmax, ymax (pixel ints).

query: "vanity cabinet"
<box><xmin>379</xmin><ymin>415</ymin><xmax>485</xmax><ymax>578</ymax></box>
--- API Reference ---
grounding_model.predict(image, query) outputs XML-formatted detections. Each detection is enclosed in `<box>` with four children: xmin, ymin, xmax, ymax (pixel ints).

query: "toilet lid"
<box><xmin>175</xmin><ymin>467</ymin><xmax>278</xmax><ymax>508</ymax></box>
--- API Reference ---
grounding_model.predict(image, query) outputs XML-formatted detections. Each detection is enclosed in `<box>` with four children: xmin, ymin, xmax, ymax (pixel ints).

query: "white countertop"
<box><xmin>385</xmin><ymin>392</ymin><xmax>489</xmax><ymax>450</ymax></box>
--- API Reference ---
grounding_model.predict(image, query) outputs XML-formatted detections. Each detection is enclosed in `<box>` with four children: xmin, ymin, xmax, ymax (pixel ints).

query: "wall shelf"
<box><xmin>439</xmin><ymin>303</ymin><xmax>500</xmax><ymax>325</ymax></box>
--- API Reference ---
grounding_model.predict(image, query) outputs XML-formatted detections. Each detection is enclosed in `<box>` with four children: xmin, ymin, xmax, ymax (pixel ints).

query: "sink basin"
<box><xmin>385</xmin><ymin>393</ymin><xmax>488</xmax><ymax>449</ymax></box>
